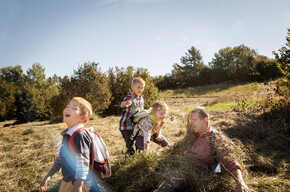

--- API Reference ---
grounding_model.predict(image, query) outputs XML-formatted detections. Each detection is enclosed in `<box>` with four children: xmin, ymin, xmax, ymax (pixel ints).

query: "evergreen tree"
<box><xmin>273</xmin><ymin>29</ymin><xmax>290</xmax><ymax>86</ymax></box>
<box><xmin>172</xmin><ymin>46</ymin><xmax>205</xmax><ymax>87</ymax></box>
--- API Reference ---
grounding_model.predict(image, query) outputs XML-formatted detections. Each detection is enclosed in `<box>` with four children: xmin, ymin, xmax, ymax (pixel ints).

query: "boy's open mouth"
<box><xmin>65</xmin><ymin>114</ymin><xmax>71</xmax><ymax>117</ymax></box>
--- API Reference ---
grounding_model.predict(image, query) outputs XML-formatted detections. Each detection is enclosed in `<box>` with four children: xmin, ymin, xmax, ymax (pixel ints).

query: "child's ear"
<box><xmin>81</xmin><ymin>115</ymin><xmax>88</xmax><ymax>122</ymax></box>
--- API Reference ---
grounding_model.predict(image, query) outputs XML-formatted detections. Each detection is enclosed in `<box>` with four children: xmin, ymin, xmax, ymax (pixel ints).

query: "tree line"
<box><xmin>0</xmin><ymin>29</ymin><xmax>288</xmax><ymax>123</ymax></box>
<box><xmin>0</xmin><ymin>63</ymin><xmax>158</xmax><ymax>123</ymax></box>
<box><xmin>154</xmin><ymin>44</ymin><xmax>283</xmax><ymax>90</ymax></box>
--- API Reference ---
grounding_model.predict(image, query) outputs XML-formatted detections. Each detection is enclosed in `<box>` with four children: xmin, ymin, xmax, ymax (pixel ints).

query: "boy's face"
<box><xmin>63</xmin><ymin>100</ymin><xmax>86</xmax><ymax>129</ymax></box>
<box><xmin>131</xmin><ymin>82</ymin><xmax>145</xmax><ymax>96</ymax></box>
<box><xmin>190</xmin><ymin>112</ymin><xmax>208</xmax><ymax>134</ymax></box>
<box><xmin>152</xmin><ymin>109</ymin><xmax>167</xmax><ymax>122</ymax></box>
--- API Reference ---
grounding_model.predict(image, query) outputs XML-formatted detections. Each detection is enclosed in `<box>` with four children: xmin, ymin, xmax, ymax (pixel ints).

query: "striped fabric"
<box><xmin>135</xmin><ymin>116</ymin><xmax>154</xmax><ymax>143</ymax></box>
<box><xmin>75</xmin><ymin>153</ymin><xmax>90</xmax><ymax>180</ymax></box>
<box><xmin>134</xmin><ymin>116</ymin><xmax>163</xmax><ymax>143</ymax></box>
<box><xmin>119</xmin><ymin>92</ymin><xmax>144</xmax><ymax>131</ymax></box>
<box><xmin>51</xmin><ymin>124</ymin><xmax>91</xmax><ymax>182</ymax></box>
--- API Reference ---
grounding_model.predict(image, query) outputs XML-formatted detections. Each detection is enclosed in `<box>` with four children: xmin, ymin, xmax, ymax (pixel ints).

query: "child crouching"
<box><xmin>132</xmin><ymin>101</ymin><xmax>174</xmax><ymax>152</ymax></box>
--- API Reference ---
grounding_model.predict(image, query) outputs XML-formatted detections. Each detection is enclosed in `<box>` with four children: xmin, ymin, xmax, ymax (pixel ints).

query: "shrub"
<box><xmin>51</xmin><ymin>62</ymin><xmax>111</xmax><ymax>119</ymax></box>
<box><xmin>106</xmin><ymin>66</ymin><xmax>158</xmax><ymax>115</ymax></box>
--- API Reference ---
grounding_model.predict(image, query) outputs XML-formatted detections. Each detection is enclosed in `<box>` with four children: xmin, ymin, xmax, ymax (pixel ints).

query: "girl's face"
<box><xmin>152</xmin><ymin>108</ymin><xmax>167</xmax><ymax>122</ymax></box>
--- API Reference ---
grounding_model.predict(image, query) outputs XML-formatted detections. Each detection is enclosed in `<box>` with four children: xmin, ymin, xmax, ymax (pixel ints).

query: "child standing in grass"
<box><xmin>119</xmin><ymin>77</ymin><xmax>145</xmax><ymax>154</ymax></box>
<box><xmin>40</xmin><ymin>97</ymin><xmax>107</xmax><ymax>192</ymax></box>
<box><xmin>132</xmin><ymin>101</ymin><xmax>174</xmax><ymax>151</ymax></box>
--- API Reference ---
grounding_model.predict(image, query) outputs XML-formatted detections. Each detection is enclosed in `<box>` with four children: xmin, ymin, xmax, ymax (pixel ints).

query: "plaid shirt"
<box><xmin>119</xmin><ymin>92</ymin><xmax>144</xmax><ymax>131</ymax></box>
<box><xmin>133</xmin><ymin>115</ymin><xmax>163</xmax><ymax>143</ymax></box>
<box><xmin>186</xmin><ymin>128</ymin><xmax>241</xmax><ymax>173</ymax></box>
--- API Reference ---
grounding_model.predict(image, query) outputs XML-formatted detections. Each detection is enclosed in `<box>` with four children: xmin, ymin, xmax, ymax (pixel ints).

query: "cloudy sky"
<box><xmin>0</xmin><ymin>0</ymin><xmax>289</xmax><ymax>78</ymax></box>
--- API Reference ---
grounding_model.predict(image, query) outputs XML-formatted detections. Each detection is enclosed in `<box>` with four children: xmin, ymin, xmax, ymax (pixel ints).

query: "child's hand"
<box><xmin>122</xmin><ymin>100</ymin><xmax>132</xmax><ymax>108</ymax></box>
<box><xmin>40</xmin><ymin>176</ymin><xmax>51</xmax><ymax>191</ymax></box>
<box><xmin>125</xmin><ymin>100</ymin><xmax>132</xmax><ymax>107</ymax></box>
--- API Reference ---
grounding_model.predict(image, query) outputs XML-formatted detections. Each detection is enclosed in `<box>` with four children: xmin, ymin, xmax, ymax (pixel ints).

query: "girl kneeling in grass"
<box><xmin>132</xmin><ymin>101</ymin><xmax>174</xmax><ymax>152</ymax></box>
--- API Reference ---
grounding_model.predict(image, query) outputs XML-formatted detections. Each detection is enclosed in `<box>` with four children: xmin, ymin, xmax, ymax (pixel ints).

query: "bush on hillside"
<box><xmin>0</xmin><ymin>65</ymin><xmax>25</xmax><ymax>121</ymax></box>
<box><xmin>0</xmin><ymin>64</ymin><xmax>59</xmax><ymax>123</ymax></box>
<box><xmin>0</xmin><ymin>79</ymin><xmax>17</xmax><ymax>121</ymax></box>
<box><xmin>51</xmin><ymin>62</ymin><xmax>111</xmax><ymax>120</ymax></box>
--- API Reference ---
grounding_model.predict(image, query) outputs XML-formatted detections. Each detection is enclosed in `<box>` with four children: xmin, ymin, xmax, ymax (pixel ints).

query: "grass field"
<box><xmin>0</xmin><ymin>81</ymin><xmax>289</xmax><ymax>192</ymax></box>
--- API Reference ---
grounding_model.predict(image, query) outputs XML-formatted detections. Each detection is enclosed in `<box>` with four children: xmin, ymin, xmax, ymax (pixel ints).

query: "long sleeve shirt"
<box><xmin>51</xmin><ymin>124</ymin><xmax>91</xmax><ymax>182</ymax></box>
<box><xmin>133</xmin><ymin>115</ymin><xmax>163</xmax><ymax>144</ymax></box>
<box><xmin>186</xmin><ymin>128</ymin><xmax>241</xmax><ymax>173</ymax></box>
<box><xmin>119</xmin><ymin>92</ymin><xmax>144</xmax><ymax>131</ymax></box>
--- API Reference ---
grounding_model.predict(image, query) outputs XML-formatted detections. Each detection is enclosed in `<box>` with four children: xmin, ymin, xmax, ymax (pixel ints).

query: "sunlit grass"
<box><xmin>0</xmin><ymin>80</ymin><xmax>288</xmax><ymax>192</ymax></box>
<box><xmin>183</xmin><ymin>100</ymin><xmax>261</xmax><ymax>113</ymax></box>
<box><xmin>159</xmin><ymin>82</ymin><xmax>259</xmax><ymax>98</ymax></box>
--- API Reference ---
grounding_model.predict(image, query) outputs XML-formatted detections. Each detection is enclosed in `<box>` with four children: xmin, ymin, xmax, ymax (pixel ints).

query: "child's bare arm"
<box><xmin>144</xmin><ymin>141</ymin><xmax>150</xmax><ymax>150</ymax></box>
<box><xmin>155</xmin><ymin>122</ymin><xmax>164</xmax><ymax>141</ymax></box>
<box><xmin>40</xmin><ymin>167</ymin><xmax>59</xmax><ymax>191</ymax></box>
<box><xmin>40</xmin><ymin>155</ymin><xmax>61</xmax><ymax>191</ymax></box>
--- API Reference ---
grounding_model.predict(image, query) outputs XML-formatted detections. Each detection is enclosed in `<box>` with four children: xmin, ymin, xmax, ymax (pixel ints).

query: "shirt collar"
<box><xmin>65</xmin><ymin>124</ymin><xmax>85</xmax><ymax>136</ymax></box>
<box><xmin>131</xmin><ymin>91</ymin><xmax>140</xmax><ymax>99</ymax></box>
<box><xmin>197</xmin><ymin>127</ymin><xmax>212</xmax><ymax>138</ymax></box>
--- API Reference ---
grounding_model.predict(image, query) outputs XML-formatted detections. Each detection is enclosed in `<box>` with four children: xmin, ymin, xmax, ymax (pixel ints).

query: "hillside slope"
<box><xmin>0</xmin><ymin>81</ymin><xmax>289</xmax><ymax>192</ymax></box>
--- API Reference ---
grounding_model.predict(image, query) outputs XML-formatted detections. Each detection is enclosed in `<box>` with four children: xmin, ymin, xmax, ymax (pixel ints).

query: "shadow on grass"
<box><xmin>223</xmin><ymin>108</ymin><xmax>290</xmax><ymax>176</ymax></box>
<box><xmin>107</xmin><ymin>143</ymin><xmax>235</xmax><ymax>192</ymax></box>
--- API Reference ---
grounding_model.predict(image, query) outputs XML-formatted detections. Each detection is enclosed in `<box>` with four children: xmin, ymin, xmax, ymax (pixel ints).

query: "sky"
<box><xmin>0</xmin><ymin>0</ymin><xmax>289</xmax><ymax>78</ymax></box>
